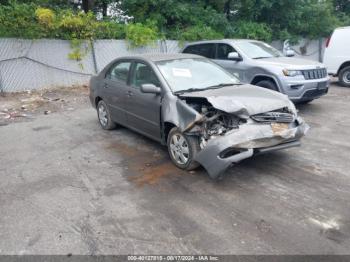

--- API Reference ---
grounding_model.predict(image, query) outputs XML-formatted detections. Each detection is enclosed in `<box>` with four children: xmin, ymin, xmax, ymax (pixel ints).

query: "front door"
<box><xmin>213</xmin><ymin>43</ymin><xmax>246</xmax><ymax>82</ymax></box>
<box><xmin>124</xmin><ymin>62</ymin><xmax>162</xmax><ymax>141</ymax></box>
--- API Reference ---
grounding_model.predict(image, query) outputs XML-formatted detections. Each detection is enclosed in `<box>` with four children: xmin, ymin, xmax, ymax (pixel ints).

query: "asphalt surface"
<box><xmin>0</xmin><ymin>83</ymin><xmax>350</xmax><ymax>255</ymax></box>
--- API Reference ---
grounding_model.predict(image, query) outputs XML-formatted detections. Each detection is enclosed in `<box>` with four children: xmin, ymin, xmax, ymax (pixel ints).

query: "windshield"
<box><xmin>235</xmin><ymin>41</ymin><xmax>282</xmax><ymax>59</ymax></box>
<box><xmin>156</xmin><ymin>58</ymin><xmax>240</xmax><ymax>93</ymax></box>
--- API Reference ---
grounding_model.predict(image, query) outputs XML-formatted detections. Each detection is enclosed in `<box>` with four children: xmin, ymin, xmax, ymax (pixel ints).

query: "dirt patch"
<box><xmin>107</xmin><ymin>140</ymin><xmax>189</xmax><ymax>186</ymax></box>
<box><xmin>0</xmin><ymin>85</ymin><xmax>89</xmax><ymax>125</ymax></box>
<box><xmin>106</xmin><ymin>142</ymin><xmax>140</xmax><ymax>158</ymax></box>
<box><xmin>129</xmin><ymin>161</ymin><xmax>184</xmax><ymax>187</ymax></box>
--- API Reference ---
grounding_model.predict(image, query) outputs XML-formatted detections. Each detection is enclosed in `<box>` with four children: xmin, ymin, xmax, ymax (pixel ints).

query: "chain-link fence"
<box><xmin>0</xmin><ymin>38</ymin><xmax>324</xmax><ymax>92</ymax></box>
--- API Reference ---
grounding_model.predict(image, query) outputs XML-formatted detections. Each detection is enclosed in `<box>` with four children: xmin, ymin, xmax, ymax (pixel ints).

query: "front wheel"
<box><xmin>255</xmin><ymin>80</ymin><xmax>278</xmax><ymax>91</ymax></box>
<box><xmin>339</xmin><ymin>66</ymin><xmax>350</xmax><ymax>87</ymax></box>
<box><xmin>167</xmin><ymin>128</ymin><xmax>200</xmax><ymax>171</ymax></box>
<box><xmin>97</xmin><ymin>100</ymin><xmax>116</xmax><ymax>130</ymax></box>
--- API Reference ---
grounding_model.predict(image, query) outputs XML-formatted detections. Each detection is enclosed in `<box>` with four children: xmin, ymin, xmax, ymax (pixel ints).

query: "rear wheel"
<box><xmin>167</xmin><ymin>127</ymin><xmax>200</xmax><ymax>171</ymax></box>
<box><xmin>255</xmin><ymin>80</ymin><xmax>278</xmax><ymax>91</ymax></box>
<box><xmin>339</xmin><ymin>66</ymin><xmax>350</xmax><ymax>87</ymax></box>
<box><xmin>97</xmin><ymin>100</ymin><xmax>116</xmax><ymax>130</ymax></box>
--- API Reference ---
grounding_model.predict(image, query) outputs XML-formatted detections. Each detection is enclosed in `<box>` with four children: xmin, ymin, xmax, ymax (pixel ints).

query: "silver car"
<box><xmin>89</xmin><ymin>53</ymin><xmax>308</xmax><ymax>179</ymax></box>
<box><xmin>182</xmin><ymin>39</ymin><xmax>330</xmax><ymax>103</ymax></box>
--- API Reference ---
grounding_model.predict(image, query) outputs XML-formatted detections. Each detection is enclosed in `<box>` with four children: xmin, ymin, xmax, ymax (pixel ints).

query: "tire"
<box><xmin>255</xmin><ymin>80</ymin><xmax>278</xmax><ymax>91</ymax></box>
<box><xmin>97</xmin><ymin>100</ymin><xmax>116</xmax><ymax>130</ymax></box>
<box><xmin>339</xmin><ymin>66</ymin><xmax>350</xmax><ymax>87</ymax></box>
<box><xmin>167</xmin><ymin>127</ymin><xmax>201</xmax><ymax>171</ymax></box>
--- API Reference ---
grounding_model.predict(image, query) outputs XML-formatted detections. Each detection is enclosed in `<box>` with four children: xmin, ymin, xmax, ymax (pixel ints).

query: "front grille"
<box><xmin>251</xmin><ymin>112</ymin><xmax>294</xmax><ymax>123</ymax></box>
<box><xmin>302</xmin><ymin>68</ymin><xmax>327</xmax><ymax>80</ymax></box>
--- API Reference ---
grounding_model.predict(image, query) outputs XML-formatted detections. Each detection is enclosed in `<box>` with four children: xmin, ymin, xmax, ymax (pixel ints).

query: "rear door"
<box><xmin>102</xmin><ymin>61</ymin><xmax>131</xmax><ymax>125</ymax></box>
<box><xmin>124</xmin><ymin>61</ymin><xmax>162</xmax><ymax>141</ymax></box>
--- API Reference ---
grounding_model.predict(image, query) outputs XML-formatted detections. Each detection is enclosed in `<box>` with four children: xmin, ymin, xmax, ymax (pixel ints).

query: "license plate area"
<box><xmin>271</xmin><ymin>123</ymin><xmax>289</xmax><ymax>135</ymax></box>
<box><xmin>317</xmin><ymin>81</ymin><xmax>328</xmax><ymax>90</ymax></box>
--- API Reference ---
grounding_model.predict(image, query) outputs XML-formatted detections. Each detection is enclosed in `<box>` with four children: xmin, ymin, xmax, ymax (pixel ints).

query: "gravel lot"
<box><xmin>0</xmin><ymin>82</ymin><xmax>349</xmax><ymax>255</ymax></box>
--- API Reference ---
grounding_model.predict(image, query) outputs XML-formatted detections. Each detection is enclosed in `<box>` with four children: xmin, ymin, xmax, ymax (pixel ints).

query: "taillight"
<box><xmin>326</xmin><ymin>36</ymin><xmax>331</xmax><ymax>48</ymax></box>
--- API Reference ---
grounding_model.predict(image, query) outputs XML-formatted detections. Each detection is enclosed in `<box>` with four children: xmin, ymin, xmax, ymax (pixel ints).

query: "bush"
<box><xmin>0</xmin><ymin>2</ymin><xmax>45</xmax><ymax>38</ymax></box>
<box><xmin>232</xmin><ymin>21</ymin><xmax>273</xmax><ymax>42</ymax></box>
<box><xmin>180</xmin><ymin>25</ymin><xmax>223</xmax><ymax>41</ymax></box>
<box><xmin>57</xmin><ymin>10</ymin><xmax>97</xmax><ymax>39</ymax></box>
<box><xmin>35</xmin><ymin>7</ymin><xmax>55</xmax><ymax>28</ymax></box>
<box><xmin>95</xmin><ymin>21</ymin><xmax>126</xmax><ymax>39</ymax></box>
<box><xmin>126</xmin><ymin>22</ymin><xmax>159</xmax><ymax>47</ymax></box>
<box><xmin>0</xmin><ymin>2</ymin><xmax>127</xmax><ymax>41</ymax></box>
<box><xmin>1</xmin><ymin>0</ymin><xmax>347</xmax><ymax>44</ymax></box>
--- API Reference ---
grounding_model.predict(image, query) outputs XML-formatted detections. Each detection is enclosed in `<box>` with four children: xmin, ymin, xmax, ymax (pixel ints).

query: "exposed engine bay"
<box><xmin>186</xmin><ymin>102</ymin><xmax>242</xmax><ymax>148</ymax></box>
<box><xmin>182</xmin><ymin>97</ymin><xmax>295</xmax><ymax>149</ymax></box>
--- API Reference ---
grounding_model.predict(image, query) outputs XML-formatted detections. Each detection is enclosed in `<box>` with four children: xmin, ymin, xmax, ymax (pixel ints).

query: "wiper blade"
<box><xmin>205</xmin><ymin>83</ymin><xmax>239</xmax><ymax>89</ymax></box>
<box><xmin>174</xmin><ymin>83</ymin><xmax>240</xmax><ymax>95</ymax></box>
<box><xmin>253</xmin><ymin>56</ymin><xmax>273</xmax><ymax>59</ymax></box>
<box><xmin>253</xmin><ymin>55</ymin><xmax>281</xmax><ymax>59</ymax></box>
<box><xmin>174</xmin><ymin>88</ymin><xmax>206</xmax><ymax>94</ymax></box>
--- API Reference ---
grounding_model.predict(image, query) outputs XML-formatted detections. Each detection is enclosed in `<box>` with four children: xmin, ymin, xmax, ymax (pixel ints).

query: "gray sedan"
<box><xmin>89</xmin><ymin>53</ymin><xmax>309</xmax><ymax>179</ymax></box>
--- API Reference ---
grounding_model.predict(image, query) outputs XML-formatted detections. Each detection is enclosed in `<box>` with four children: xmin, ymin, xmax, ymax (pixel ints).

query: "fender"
<box><xmin>251</xmin><ymin>74</ymin><xmax>282</xmax><ymax>92</ymax></box>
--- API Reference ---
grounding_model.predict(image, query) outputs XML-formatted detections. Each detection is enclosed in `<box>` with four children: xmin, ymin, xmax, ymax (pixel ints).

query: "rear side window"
<box><xmin>183</xmin><ymin>44</ymin><xmax>215</xmax><ymax>59</ymax></box>
<box><xmin>216</xmin><ymin>44</ymin><xmax>236</xmax><ymax>60</ymax></box>
<box><xmin>106</xmin><ymin>62</ymin><xmax>131</xmax><ymax>83</ymax></box>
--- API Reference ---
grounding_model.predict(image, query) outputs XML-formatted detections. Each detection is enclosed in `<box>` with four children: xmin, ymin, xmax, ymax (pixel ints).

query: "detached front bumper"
<box><xmin>194</xmin><ymin>118</ymin><xmax>309</xmax><ymax>179</ymax></box>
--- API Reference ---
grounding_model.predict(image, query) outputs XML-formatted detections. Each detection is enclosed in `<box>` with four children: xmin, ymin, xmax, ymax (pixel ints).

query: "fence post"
<box><xmin>161</xmin><ymin>39</ymin><xmax>167</xmax><ymax>53</ymax></box>
<box><xmin>91</xmin><ymin>40</ymin><xmax>98</xmax><ymax>74</ymax></box>
<box><xmin>318</xmin><ymin>38</ymin><xmax>323</xmax><ymax>62</ymax></box>
<box><xmin>0</xmin><ymin>69</ymin><xmax>4</xmax><ymax>95</ymax></box>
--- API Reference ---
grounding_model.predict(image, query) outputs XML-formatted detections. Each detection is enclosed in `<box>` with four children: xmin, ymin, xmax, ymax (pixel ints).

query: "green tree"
<box><xmin>334</xmin><ymin>0</ymin><xmax>350</xmax><ymax>13</ymax></box>
<box><xmin>1</xmin><ymin>0</ymin><xmax>348</xmax><ymax>42</ymax></box>
<box><xmin>120</xmin><ymin>0</ymin><xmax>231</xmax><ymax>40</ymax></box>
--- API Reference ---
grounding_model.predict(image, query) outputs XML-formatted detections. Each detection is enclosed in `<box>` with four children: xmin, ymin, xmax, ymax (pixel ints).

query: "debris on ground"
<box><xmin>0</xmin><ymin>110</ymin><xmax>30</xmax><ymax>120</ymax></box>
<box><xmin>0</xmin><ymin>85</ymin><xmax>89</xmax><ymax>125</ymax></box>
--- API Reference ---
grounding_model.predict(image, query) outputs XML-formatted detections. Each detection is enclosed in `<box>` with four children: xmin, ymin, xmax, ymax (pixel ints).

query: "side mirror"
<box><xmin>286</xmin><ymin>49</ymin><xmax>295</xmax><ymax>57</ymax></box>
<box><xmin>141</xmin><ymin>84</ymin><xmax>161</xmax><ymax>94</ymax></box>
<box><xmin>228</xmin><ymin>52</ymin><xmax>242</xmax><ymax>61</ymax></box>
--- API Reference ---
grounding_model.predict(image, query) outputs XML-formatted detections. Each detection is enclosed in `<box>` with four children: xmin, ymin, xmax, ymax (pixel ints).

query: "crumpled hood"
<box><xmin>178</xmin><ymin>84</ymin><xmax>294</xmax><ymax>118</ymax></box>
<box><xmin>255</xmin><ymin>57</ymin><xmax>325</xmax><ymax>69</ymax></box>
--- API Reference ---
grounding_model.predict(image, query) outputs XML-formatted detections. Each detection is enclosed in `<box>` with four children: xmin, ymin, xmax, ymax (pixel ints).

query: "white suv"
<box><xmin>323</xmin><ymin>26</ymin><xmax>350</xmax><ymax>87</ymax></box>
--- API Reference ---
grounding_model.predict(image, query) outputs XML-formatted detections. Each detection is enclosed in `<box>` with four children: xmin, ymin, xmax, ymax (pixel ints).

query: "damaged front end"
<box><xmin>175</xmin><ymin>93</ymin><xmax>309</xmax><ymax>179</ymax></box>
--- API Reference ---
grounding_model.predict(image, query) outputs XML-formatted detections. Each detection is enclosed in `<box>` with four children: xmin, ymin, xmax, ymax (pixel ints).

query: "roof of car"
<box><xmin>116</xmin><ymin>53</ymin><xmax>202</xmax><ymax>62</ymax></box>
<box><xmin>184</xmin><ymin>39</ymin><xmax>260</xmax><ymax>46</ymax></box>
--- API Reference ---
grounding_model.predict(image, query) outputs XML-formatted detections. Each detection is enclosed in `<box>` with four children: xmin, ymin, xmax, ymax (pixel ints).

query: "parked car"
<box><xmin>323</xmin><ymin>26</ymin><xmax>350</xmax><ymax>87</ymax></box>
<box><xmin>89</xmin><ymin>53</ymin><xmax>309</xmax><ymax>179</ymax></box>
<box><xmin>182</xmin><ymin>39</ymin><xmax>330</xmax><ymax>103</ymax></box>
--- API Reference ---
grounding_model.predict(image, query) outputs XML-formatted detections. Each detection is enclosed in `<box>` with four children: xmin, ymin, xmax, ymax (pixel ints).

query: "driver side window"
<box><xmin>131</xmin><ymin>63</ymin><xmax>161</xmax><ymax>89</ymax></box>
<box><xmin>216</xmin><ymin>44</ymin><xmax>237</xmax><ymax>60</ymax></box>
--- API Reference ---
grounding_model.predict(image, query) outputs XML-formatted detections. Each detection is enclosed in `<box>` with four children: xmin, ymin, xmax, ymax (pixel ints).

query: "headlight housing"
<box><xmin>288</xmin><ymin>100</ymin><xmax>297</xmax><ymax>115</ymax></box>
<box><xmin>283</xmin><ymin>69</ymin><xmax>302</xmax><ymax>77</ymax></box>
